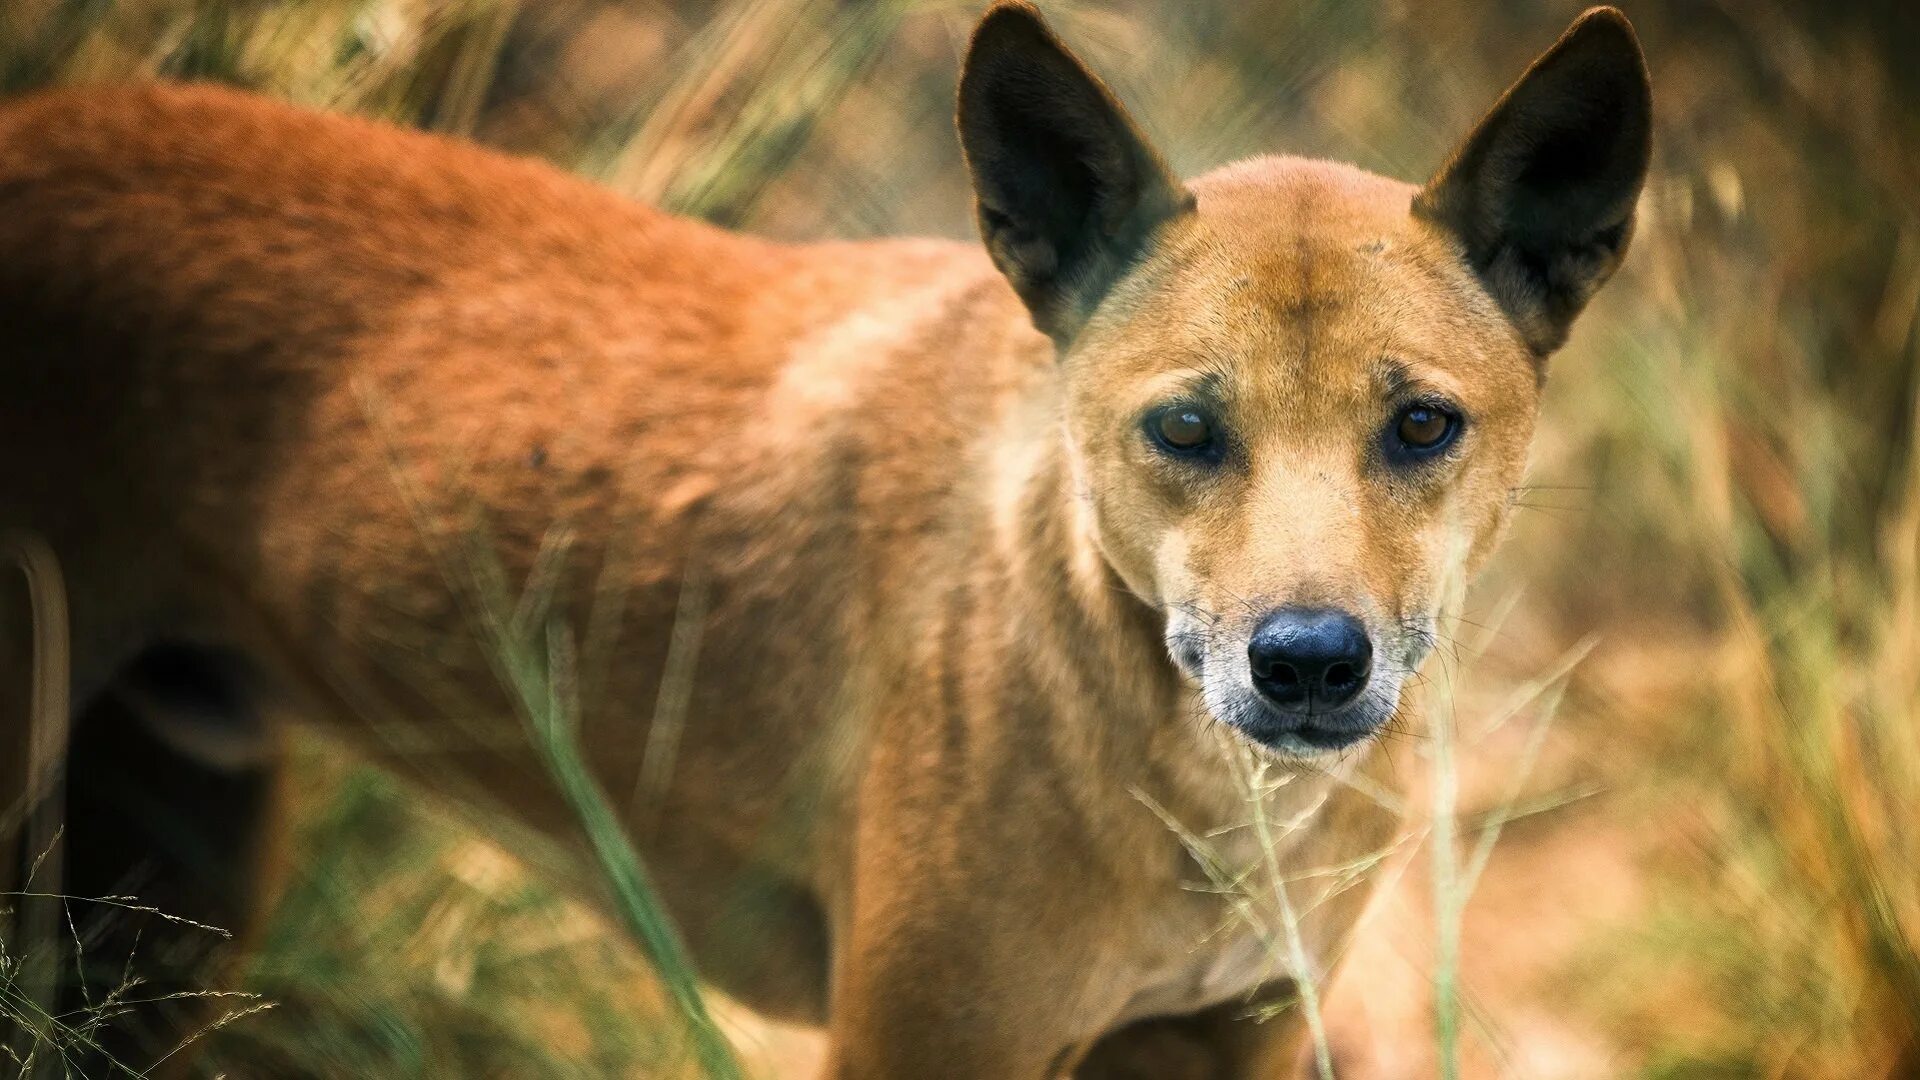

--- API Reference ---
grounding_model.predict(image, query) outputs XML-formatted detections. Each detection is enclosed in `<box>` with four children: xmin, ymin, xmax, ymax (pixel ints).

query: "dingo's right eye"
<box><xmin>1147</xmin><ymin>406</ymin><xmax>1222</xmax><ymax>462</ymax></box>
<box><xmin>1388</xmin><ymin>402</ymin><xmax>1463</xmax><ymax>461</ymax></box>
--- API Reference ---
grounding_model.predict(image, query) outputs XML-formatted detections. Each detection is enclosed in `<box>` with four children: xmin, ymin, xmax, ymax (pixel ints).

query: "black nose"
<box><xmin>1248</xmin><ymin>608</ymin><xmax>1373</xmax><ymax>712</ymax></box>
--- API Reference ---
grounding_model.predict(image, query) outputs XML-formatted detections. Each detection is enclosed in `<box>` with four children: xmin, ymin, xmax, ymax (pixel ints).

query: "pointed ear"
<box><xmin>1414</xmin><ymin>7</ymin><xmax>1653</xmax><ymax>356</ymax></box>
<box><xmin>957</xmin><ymin>2</ymin><xmax>1194</xmax><ymax>345</ymax></box>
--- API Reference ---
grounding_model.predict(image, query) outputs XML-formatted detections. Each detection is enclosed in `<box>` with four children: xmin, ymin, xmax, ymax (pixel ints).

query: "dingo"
<box><xmin>0</xmin><ymin>3</ymin><xmax>1648</xmax><ymax>1075</ymax></box>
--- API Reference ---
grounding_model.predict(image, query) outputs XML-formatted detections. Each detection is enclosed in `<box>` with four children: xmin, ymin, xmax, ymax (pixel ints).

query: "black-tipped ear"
<box><xmin>957</xmin><ymin>2</ymin><xmax>1193</xmax><ymax>345</ymax></box>
<box><xmin>1415</xmin><ymin>7</ymin><xmax>1652</xmax><ymax>356</ymax></box>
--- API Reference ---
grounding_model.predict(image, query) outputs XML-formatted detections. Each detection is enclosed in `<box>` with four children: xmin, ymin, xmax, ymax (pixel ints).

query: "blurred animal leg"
<box><xmin>57</xmin><ymin>642</ymin><xmax>285</xmax><ymax>1073</ymax></box>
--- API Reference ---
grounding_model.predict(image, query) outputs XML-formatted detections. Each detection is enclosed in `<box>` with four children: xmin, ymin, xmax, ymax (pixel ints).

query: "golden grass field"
<box><xmin>2</xmin><ymin>0</ymin><xmax>1918</xmax><ymax>1076</ymax></box>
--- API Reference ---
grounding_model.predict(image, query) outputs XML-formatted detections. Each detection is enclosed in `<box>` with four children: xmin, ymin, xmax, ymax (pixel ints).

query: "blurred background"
<box><xmin>2</xmin><ymin>0</ymin><xmax>1917</xmax><ymax>1076</ymax></box>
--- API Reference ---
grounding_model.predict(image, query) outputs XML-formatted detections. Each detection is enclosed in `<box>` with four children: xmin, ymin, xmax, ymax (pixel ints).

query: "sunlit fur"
<box><xmin>0</xmin><ymin>3</ymin><xmax>1645</xmax><ymax>1076</ymax></box>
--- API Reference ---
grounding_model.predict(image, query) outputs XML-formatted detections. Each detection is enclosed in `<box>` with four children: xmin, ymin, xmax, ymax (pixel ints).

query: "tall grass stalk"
<box><xmin>632</xmin><ymin>565</ymin><xmax>709</xmax><ymax>829</ymax></box>
<box><xmin>1421</xmin><ymin>557</ymin><xmax>1591</xmax><ymax>1075</ymax></box>
<box><xmin>363</xmin><ymin>389</ymin><xmax>744</xmax><ymax>1080</ymax></box>
<box><xmin>598</xmin><ymin>0</ymin><xmax>917</xmax><ymax>223</ymax></box>
<box><xmin>1423</xmin><ymin>538</ymin><xmax>1478</xmax><ymax>1080</ymax></box>
<box><xmin>457</xmin><ymin>526</ymin><xmax>743</xmax><ymax>1080</ymax></box>
<box><xmin>1244</xmin><ymin>758</ymin><xmax>1336</xmax><ymax>1080</ymax></box>
<box><xmin>1138</xmin><ymin>742</ymin><xmax>1408</xmax><ymax>1080</ymax></box>
<box><xmin>1427</xmin><ymin>653</ymin><xmax>1463</xmax><ymax>1080</ymax></box>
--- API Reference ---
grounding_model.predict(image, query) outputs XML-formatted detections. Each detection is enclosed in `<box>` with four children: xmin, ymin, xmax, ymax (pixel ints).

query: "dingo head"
<box><xmin>959</xmin><ymin>3</ymin><xmax>1650</xmax><ymax>756</ymax></box>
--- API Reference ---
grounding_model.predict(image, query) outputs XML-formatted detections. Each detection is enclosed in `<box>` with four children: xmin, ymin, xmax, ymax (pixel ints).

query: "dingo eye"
<box><xmin>1148</xmin><ymin>406</ymin><xmax>1221</xmax><ymax>460</ymax></box>
<box><xmin>1390</xmin><ymin>404</ymin><xmax>1461</xmax><ymax>458</ymax></box>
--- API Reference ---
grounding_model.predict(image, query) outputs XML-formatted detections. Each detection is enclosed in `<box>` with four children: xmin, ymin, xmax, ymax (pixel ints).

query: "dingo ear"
<box><xmin>1415</xmin><ymin>7</ymin><xmax>1652</xmax><ymax>356</ymax></box>
<box><xmin>958</xmin><ymin>1</ymin><xmax>1193</xmax><ymax>346</ymax></box>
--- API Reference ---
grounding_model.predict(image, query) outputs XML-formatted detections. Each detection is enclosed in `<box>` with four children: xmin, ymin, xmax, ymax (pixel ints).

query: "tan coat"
<box><xmin>0</xmin><ymin>4</ymin><xmax>1649</xmax><ymax>1075</ymax></box>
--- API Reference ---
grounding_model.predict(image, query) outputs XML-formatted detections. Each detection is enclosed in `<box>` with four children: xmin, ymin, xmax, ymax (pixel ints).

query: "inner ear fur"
<box><xmin>1415</xmin><ymin>6</ymin><xmax>1653</xmax><ymax>357</ymax></box>
<box><xmin>957</xmin><ymin>1</ymin><xmax>1194</xmax><ymax>346</ymax></box>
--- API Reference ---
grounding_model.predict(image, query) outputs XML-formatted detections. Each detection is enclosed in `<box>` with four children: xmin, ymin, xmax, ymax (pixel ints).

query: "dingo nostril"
<box><xmin>1247</xmin><ymin>607</ymin><xmax>1373</xmax><ymax>711</ymax></box>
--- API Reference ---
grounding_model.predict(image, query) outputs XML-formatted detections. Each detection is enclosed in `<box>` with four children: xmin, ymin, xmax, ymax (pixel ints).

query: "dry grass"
<box><xmin>1</xmin><ymin>0</ymin><xmax>1917</xmax><ymax>1076</ymax></box>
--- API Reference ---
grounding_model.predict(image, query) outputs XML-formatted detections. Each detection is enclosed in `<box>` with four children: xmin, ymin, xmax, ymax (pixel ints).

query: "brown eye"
<box><xmin>1153</xmin><ymin>407</ymin><xmax>1216</xmax><ymax>454</ymax></box>
<box><xmin>1393</xmin><ymin>404</ymin><xmax>1460</xmax><ymax>456</ymax></box>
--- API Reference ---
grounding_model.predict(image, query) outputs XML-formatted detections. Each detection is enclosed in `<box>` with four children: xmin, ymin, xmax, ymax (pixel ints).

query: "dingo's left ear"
<box><xmin>1416</xmin><ymin>7</ymin><xmax>1652</xmax><ymax>357</ymax></box>
<box><xmin>958</xmin><ymin>2</ymin><xmax>1194</xmax><ymax>346</ymax></box>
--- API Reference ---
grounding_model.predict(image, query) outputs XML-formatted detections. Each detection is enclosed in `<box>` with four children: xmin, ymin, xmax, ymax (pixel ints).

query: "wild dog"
<box><xmin>0</xmin><ymin>2</ymin><xmax>1650</xmax><ymax>1075</ymax></box>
